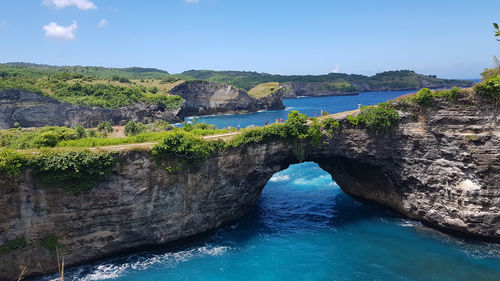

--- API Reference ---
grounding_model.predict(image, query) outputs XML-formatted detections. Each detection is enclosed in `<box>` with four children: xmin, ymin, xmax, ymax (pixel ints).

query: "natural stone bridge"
<box><xmin>0</xmin><ymin>95</ymin><xmax>499</xmax><ymax>279</ymax></box>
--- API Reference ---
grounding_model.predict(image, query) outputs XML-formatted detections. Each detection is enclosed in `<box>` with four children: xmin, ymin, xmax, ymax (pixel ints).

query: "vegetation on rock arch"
<box><xmin>347</xmin><ymin>102</ymin><xmax>399</xmax><ymax>133</ymax></box>
<box><xmin>28</xmin><ymin>150</ymin><xmax>115</xmax><ymax>194</ymax></box>
<box><xmin>475</xmin><ymin>76</ymin><xmax>500</xmax><ymax>101</ymax></box>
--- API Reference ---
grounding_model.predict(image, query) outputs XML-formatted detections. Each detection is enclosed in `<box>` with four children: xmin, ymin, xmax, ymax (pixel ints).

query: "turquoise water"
<box><xmin>37</xmin><ymin>91</ymin><xmax>500</xmax><ymax>281</ymax></box>
<box><xmin>185</xmin><ymin>90</ymin><xmax>416</xmax><ymax>128</ymax></box>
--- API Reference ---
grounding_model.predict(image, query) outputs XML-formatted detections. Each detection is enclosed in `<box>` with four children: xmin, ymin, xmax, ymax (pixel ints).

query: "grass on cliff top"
<box><xmin>0</xmin><ymin>69</ymin><xmax>184</xmax><ymax>109</ymax></box>
<box><xmin>57</xmin><ymin>127</ymin><xmax>230</xmax><ymax>148</ymax></box>
<box><xmin>248</xmin><ymin>82</ymin><xmax>280</xmax><ymax>98</ymax></box>
<box><xmin>393</xmin><ymin>87</ymin><xmax>474</xmax><ymax>109</ymax></box>
<box><xmin>0</xmin><ymin>121</ymin><xmax>231</xmax><ymax>150</ymax></box>
<box><xmin>181</xmin><ymin>69</ymin><xmax>473</xmax><ymax>90</ymax></box>
<box><xmin>324</xmin><ymin>81</ymin><xmax>358</xmax><ymax>92</ymax></box>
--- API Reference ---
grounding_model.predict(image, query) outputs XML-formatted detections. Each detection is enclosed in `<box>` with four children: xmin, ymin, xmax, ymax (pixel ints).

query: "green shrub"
<box><xmin>282</xmin><ymin>111</ymin><xmax>308</xmax><ymax>139</ymax></box>
<box><xmin>307</xmin><ymin>118</ymin><xmax>322</xmax><ymax>146</ymax></box>
<box><xmin>111</xmin><ymin>76</ymin><xmax>130</xmax><ymax>83</ymax></box>
<box><xmin>413</xmin><ymin>88</ymin><xmax>434</xmax><ymax>107</ymax></box>
<box><xmin>347</xmin><ymin>103</ymin><xmax>399</xmax><ymax>133</ymax></box>
<box><xmin>0</xmin><ymin>148</ymin><xmax>26</xmax><ymax>175</ymax></box>
<box><xmin>152</xmin><ymin>131</ymin><xmax>223</xmax><ymax>162</ymax></box>
<box><xmin>124</xmin><ymin>120</ymin><xmax>146</xmax><ymax>136</ymax></box>
<box><xmin>227</xmin><ymin>124</ymin><xmax>285</xmax><ymax>147</ymax></box>
<box><xmin>359</xmin><ymin>103</ymin><xmax>399</xmax><ymax>133</ymax></box>
<box><xmin>87</xmin><ymin>129</ymin><xmax>97</xmax><ymax>137</ymax></box>
<box><xmin>28</xmin><ymin>150</ymin><xmax>115</xmax><ymax>193</ymax></box>
<box><xmin>0</xmin><ymin>237</ymin><xmax>27</xmax><ymax>255</ymax></box>
<box><xmin>31</xmin><ymin>132</ymin><xmax>60</xmax><ymax>147</ymax></box>
<box><xmin>439</xmin><ymin>86</ymin><xmax>461</xmax><ymax>101</ymax></box>
<box><xmin>97</xmin><ymin>121</ymin><xmax>113</xmax><ymax>134</ymax></box>
<box><xmin>74</xmin><ymin>125</ymin><xmax>87</xmax><ymax>138</ymax></box>
<box><xmin>347</xmin><ymin>115</ymin><xmax>359</xmax><ymax>126</ymax></box>
<box><xmin>5</xmin><ymin>127</ymin><xmax>78</xmax><ymax>149</ymax></box>
<box><xmin>40</xmin><ymin>234</ymin><xmax>60</xmax><ymax>251</ymax></box>
<box><xmin>321</xmin><ymin>118</ymin><xmax>340</xmax><ymax>136</ymax></box>
<box><xmin>480</xmin><ymin>68</ymin><xmax>500</xmax><ymax>80</ymax></box>
<box><xmin>0</xmin><ymin>129</ymin><xmax>21</xmax><ymax>147</ymax></box>
<box><xmin>160</xmin><ymin>76</ymin><xmax>181</xmax><ymax>84</ymax></box>
<box><xmin>474</xmin><ymin>76</ymin><xmax>500</xmax><ymax>101</ymax></box>
<box><xmin>145</xmin><ymin>121</ymin><xmax>172</xmax><ymax>132</ymax></box>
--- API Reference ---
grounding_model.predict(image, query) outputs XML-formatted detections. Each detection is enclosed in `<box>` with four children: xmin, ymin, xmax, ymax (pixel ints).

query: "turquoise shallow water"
<box><xmin>37</xmin><ymin>91</ymin><xmax>500</xmax><ymax>281</ymax></box>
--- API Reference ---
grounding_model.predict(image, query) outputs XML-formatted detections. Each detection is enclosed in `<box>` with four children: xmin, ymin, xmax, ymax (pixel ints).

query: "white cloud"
<box><xmin>43</xmin><ymin>0</ymin><xmax>97</xmax><ymax>10</ymax></box>
<box><xmin>186</xmin><ymin>0</ymin><xmax>199</xmax><ymax>3</ymax></box>
<box><xmin>98</xmin><ymin>19</ymin><xmax>108</xmax><ymax>28</ymax></box>
<box><xmin>43</xmin><ymin>21</ymin><xmax>78</xmax><ymax>40</ymax></box>
<box><xmin>331</xmin><ymin>65</ymin><xmax>341</xmax><ymax>73</ymax></box>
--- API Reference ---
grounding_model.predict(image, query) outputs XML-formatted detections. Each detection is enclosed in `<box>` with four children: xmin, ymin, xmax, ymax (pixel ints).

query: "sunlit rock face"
<box><xmin>277</xmin><ymin>82</ymin><xmax>359</xmax><ymax>98</ymax></box>
<box><xmin>170</xmin><ymin>80</ymin><xmax>284</xmax><ymax>117</ymax></box>
<box><xmin>0</xmin><ymin>84</ymin><xmax>284</xmax><ymax>129</ymax></box>
<box><xmin>0</xmin><ymin>94</ymin><xmax>498</xmax><ymax>280</ymax></box>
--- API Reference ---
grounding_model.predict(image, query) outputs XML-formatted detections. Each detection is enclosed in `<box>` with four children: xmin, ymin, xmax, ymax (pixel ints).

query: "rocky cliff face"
<box><xmin>0</xmin><ymin>89</ymin><xmax>182</xmax><ymax>129</ymax></box>
<box><xmin>349</xmin><ymin>76</ymin><xmax>474</xmax><ymax>92</ymax></box>
<box><xmin>274</xmin><ymin>78</ymin><xmax>473</xmax><ymax>98</ymax></box>
<box><xmin>0</xmin><ymin>82</ymin><xmax>284</xmax><ymax>129</ymax></box>
<box><xmin>171</xmin><ymin>81</ymin><xmax>284</xmax><ymax>117</ymax></box>
<box><xmin>0</xmin><ymin>94</ymin><xmax>498</xmax><ymax>280</ymax></box>
<box><xmin>277</xmin><ymin>82</ymin><xmax>359</xmax><ymax>98</ymax></box>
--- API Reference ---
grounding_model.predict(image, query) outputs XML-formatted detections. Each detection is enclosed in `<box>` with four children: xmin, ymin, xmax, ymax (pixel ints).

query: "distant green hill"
<box><xmin>2</xmin><ymin>62</ymin><xmax>170</xmax><ymax>79</ymax></box>
<box><xmin>0</xmin><ymin>63</ymin><xmax>474</xmax><ymax>109</ymax></box>
<box><xmin>181</xmin><ymin>69</ymin><xmax>473</xmax><ymax>91</ymax></box>
<box><xmin>0</xmin><ymin>63</ymin><xmax>181</xmax><ymax>109</ymax></box>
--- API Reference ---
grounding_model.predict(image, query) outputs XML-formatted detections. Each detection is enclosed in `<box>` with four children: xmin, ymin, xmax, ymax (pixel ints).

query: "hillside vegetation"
<box><xmin>0</xmin><ymin>63</ymin><xmax>474</xmax><ymax>110</ymax></box>
<box><xmin>1</xmin><ymin>62</ymin><xmax>171</xmax><ymax>79</ymax></box>
<box><xmin>0</xmin><ymin>64</ymin><xmax>183</xmax><ymax>109</ymax></box>
<box><xmin>181</xmin><ymin>69</ymin><xmax>473</xmax><ymax>91</ymax></box>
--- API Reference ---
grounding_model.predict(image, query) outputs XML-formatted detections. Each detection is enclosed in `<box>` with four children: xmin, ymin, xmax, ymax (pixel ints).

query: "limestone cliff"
<box><xmin>0</xmin><ymin>93</ymin><xmax>498</xmax><ymax>280</ymax></box>
<box><xmin>170</xmin><ymin>80</ymin><xmax>284</xmax><ymax>117</ymax></box>
<box><xmin>0</xmin><ymin>89</ymin><xmax>182</xmax><ymax>129</ymax></box>
<box><xmin>0</xmin><ymin>81</ymin><xmax>284</xmax><ymax>129</ymax></box>
<box><xmin>277</xmin><ymin>82</ymin><xmax>359</xmax><ymax>98</ymax></box>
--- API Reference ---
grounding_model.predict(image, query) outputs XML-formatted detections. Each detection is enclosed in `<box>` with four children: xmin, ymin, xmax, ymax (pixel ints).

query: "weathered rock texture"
<box><xmin>277</xmin><ymin>82</ymin><xmax>359</xmax><ymax>98</ymax></box>
<box><xmin>0</xmin><ymin>89</ymin><xmax>181</xmax><ymax>129</ymax></box>
<box><xmin>0</xmin><ymin>94</ymin><xmax>498</xmax><ymax>280</ymax></box>
<box><xmin>348</xmin><ymin>76</ymin><xmax>474</xmax><ymax>92</ymax></box>
<box><xmin>170</xmin><ymin>81</ymin><xmax>284</xmax><ymax>117</ymax></box>
<box><xmin>0</xmin><ymin>82</ymin><xmax>284</xmax><ymax>129</ymax></box>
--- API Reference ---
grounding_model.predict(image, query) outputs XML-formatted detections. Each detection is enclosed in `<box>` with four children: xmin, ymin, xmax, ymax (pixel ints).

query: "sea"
<box><xmin>36</xmin><ymin>90</ymin><xmax>500</xmax><ymax>281</ymax></box>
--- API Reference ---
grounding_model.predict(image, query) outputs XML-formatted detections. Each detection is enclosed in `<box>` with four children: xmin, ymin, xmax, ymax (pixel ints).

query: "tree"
<box><xmin>494</xmin><ymin>23</ymin><xmax>500</xmax><ymax>41</ymax></box>
<box><xmin>124</xmin><ymin>120</ymin><xmax>145</xmax><ymax>136</ymax></box>
<box><xmin>97</xmin><ymin>121</ymin><xmax>113</xmax><ymax>134</ymax></box>
<box><xmin>73</xmin><ymin>125</ymin><xmax>87</xmax><ymax>138</ymax></box>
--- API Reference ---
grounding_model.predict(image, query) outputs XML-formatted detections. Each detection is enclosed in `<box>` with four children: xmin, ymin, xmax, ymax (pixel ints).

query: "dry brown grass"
<box><xmin>248</xmin><ymin>82</ymin><xmax>279</xmax><ymax>98</ymax></box>
<box><xmin>66</xmin><ymin>78</ymin><xmax>184</xmax><ymax>94</ymax></box>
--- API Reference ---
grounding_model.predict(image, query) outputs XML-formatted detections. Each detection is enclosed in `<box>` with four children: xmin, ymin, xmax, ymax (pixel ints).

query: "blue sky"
<box><xmin>0</xmin><ymin>0</ymin><xmax>498</xmax><ymax>78</ymax></box>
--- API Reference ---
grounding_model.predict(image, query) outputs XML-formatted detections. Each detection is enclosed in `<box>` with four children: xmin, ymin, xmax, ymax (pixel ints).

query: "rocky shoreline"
<box><xmin>0</xmin><ymin>80</ymin><xmax>285</xmax><ymax>129</ymax></box>
<box><xmin>0</xmin><ymin>92</ymin><xmax>498</xmax><ymax>280</ymax></box>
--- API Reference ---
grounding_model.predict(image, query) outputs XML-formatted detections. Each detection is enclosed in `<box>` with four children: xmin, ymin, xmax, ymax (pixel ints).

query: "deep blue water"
<box><xmin>185</xmin><ymin>90</ymin><xmax>416</xmax><ymax>129</ymax></box>
<box><xmin>38</xmin><ymin>91</ymin><xmax>500</xmax><ymax>281</ymax></box>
